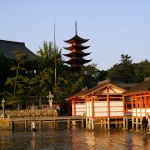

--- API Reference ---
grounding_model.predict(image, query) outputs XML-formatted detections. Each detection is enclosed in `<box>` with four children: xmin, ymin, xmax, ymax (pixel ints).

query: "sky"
<box><xmin>1</xmin><ymin>1</ymin><xmax>150</xmax><ymax>70</ymax></box>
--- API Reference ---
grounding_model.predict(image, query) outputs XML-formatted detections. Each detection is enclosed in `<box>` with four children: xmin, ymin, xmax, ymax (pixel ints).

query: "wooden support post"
<box><xmin>25</xmin><ymin>120</ymin><xmax>27</xmax><ymax>130</ymax></box>
<box><xmin>9</xmin><ymin>120</ymin><xmax>13</xmax><ymax>130</ymax></box>
<box><xmin>101</xmin><ymin>119</ymin><xmax>104</xmax><ymax>129</ymax></box>
<box><xmin>89</xmin><ymin>118</ymin><xmax>91</xmax><ymax>130</ymax></box>
<box><xmin>67</xmin><ymin>119</ymin><xmax>71</xmax><ymax>129</ymax></box>
<box><xmin>39</xmin><ymin>120</ymin><xmax>42</xmax><ymax>130</ymax></box>
<box><xmin>126</xmin><ymin>118</ymin><xmax>129</xmax><ymax>130</ymax></box>
<box><xmin>115</xmin><ymin>119</ymin><xmax>118</xmax><ymax>128</ymax></box>
<box><xmin>132</xmin><ymin>118</ymin><xmax>134</xmax><ymax>130</ymax></box>
<box><xmin>104</xmin><ymin>119</ymin><xmax>107</xmax><ymax>129</ymax></box>
<box><xmin>136</xmin><ymin>118</ymin><xmax>138</xmax><ymax>132</ymax></box>
<box><xmin>11</xmin><ymin>121</ymin><xmax>14</xmax><ymax>130</ymax></box>
<box><xmin>107</xmin><ymin>118</ymin><xmax>110</xmax><ymax>130</ymax></box>
<box><xmin>119</xmin><ymin>119</ymin><xmax>122</xmax><ymax>128</ymax></box>
<box><xmin>54</xmin><ymin>120</ymin><xmax>56</xmax><ymax>129</ymax></box>
<box><xmin>140</xmin><ymin>118</ymin><xmax>142</xmax><ymax>132</ymax></box>
<box><xmin>92</xmin><ymin>118</ymin><xmax>94</xmax><ymax>130</ymax></box>
<box><xmin>123</xmin><ymin>118</ymin><xmax>125</xmax><ymax>130</ymax></box>
<box><xmin>86</xmin><ymin>118</ymin><xmax>89</xmax><ymax>129</ymax></box>
<box><xmin>81</xmin><ymin>119</ymin><xmax>84</xmax><ymax>128</ymax></box>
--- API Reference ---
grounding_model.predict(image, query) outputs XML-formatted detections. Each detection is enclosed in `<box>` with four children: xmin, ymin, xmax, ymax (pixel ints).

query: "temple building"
<box><xmin>0</xmin><ymin>39</ymin><xmax>35</xmax><ymax>60</ymax></box>
<box><xmin>63</xmin><ymin>22</ymin><xmax>91</xmax><ymax>74</ymax></box>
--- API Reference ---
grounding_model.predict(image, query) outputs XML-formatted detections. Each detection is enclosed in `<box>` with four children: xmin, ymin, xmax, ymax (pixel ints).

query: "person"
<box><xmin>142</xmin><ymin>116</ymin><xmax>148</xmax><ymax>134</ymax></box>
<box><xmin>31</xmin><ymin>119</ymin><xmax>37</xmax><ymax>138</ymax></box>
<box><xmin>147</xmin><ymin>115</ymin><xmax>150</xmax><ymax>134</ymax></box>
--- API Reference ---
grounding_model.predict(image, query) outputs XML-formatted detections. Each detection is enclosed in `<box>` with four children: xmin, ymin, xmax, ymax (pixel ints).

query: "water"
<box><xmin>0</xmin><ymin>122</ymin><xmax>150</xmax><ymax>150</ymax></box>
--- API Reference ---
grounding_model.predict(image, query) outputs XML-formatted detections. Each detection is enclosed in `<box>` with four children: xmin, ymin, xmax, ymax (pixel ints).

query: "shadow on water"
<box><xmin>1</xmin><ymin>122</ymin><xmax>150</xmax><ymax>150</ymax></box>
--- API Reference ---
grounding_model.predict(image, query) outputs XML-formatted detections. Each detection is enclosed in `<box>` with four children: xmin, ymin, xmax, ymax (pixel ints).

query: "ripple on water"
<box><xmin>0</xmin><ymin>123</ymin><xmax>150</xmax><ymax>150</ymax></box>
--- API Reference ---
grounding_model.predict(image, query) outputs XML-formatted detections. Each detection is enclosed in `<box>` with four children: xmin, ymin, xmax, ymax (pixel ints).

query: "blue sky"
<box><xmin>1</xmin><ymin>1</ymin><xmax>150</xmax><ymax>70</ymax></box>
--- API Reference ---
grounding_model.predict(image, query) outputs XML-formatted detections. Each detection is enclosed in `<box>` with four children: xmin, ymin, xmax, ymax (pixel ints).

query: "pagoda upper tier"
<box><xmin>63</xmin><ymin>33</ymin><xmax>91</xmax><ymax>74</ymax></box>
<box><xmin>64</xmin><ymin>34</ymin><xmax>89</xmax><ymax>45</ymax></box>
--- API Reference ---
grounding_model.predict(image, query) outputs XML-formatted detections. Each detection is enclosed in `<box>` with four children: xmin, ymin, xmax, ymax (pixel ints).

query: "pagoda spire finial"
<box><xmin>75</xmin><ymin>21</ymin><xmax>77</xmax><ymax>35</ymax></box>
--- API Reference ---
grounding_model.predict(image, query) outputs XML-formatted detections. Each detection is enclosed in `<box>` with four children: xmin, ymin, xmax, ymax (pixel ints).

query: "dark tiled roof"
<box><xmin>64</xmin><ymin>35</ymin><xmax>89</xmax><ymax>44</ymax></box>
<box><xmin>63</xmin><ymin>52</ymin><xmax>91</xmax><ymax>57</ymax></box>
<box><xmin>123</xmin><ymin>78</ymin><xmax>150</xmax><ymax>95</ymax></box>
<box><xmin>63</xmin><ymin>45</ymin><xmax>90</xmax><ymax>50</ymax></box>
<box><xmin>0</xmin><ymin>40</ymin><xmax>35</xmax><ymax>60</ymax></box>
<box><xmin>115</xmin><ymin>83</ymin><xmax>138</xmax><ymax>90</ymax></box>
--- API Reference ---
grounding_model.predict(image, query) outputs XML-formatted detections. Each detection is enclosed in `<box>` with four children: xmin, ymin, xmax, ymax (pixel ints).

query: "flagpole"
<box><xmin>54</xmin><ymin>16</ymin><xmax>57</xmax><ymax>86</ymax></box>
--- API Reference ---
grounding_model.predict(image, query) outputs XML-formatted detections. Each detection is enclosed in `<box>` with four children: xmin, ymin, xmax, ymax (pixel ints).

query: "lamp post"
<box><xmin>47</xmin><ymin>91</ymin><xmax>54</xmax><ymax>109</ymax></box>
<box><xmin>1</xmin><ymin>98</ymin><xmax>7</xmax><ymax>118</ymax></box>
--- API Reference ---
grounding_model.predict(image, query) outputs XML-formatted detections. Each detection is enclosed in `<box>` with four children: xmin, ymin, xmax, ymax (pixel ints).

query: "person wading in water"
<box><xmin>142</xmin><ymin>116</ymin><xmax>148</xmax><ymax>134</ymax></box>
<box><xmin>31</xmin><ymin>119</ymin><xmax>37</xmax><ymax>138</ymax></box>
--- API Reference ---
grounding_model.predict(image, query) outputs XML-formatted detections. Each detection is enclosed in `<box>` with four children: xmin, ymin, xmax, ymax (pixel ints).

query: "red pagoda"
<box><xmin>63</xmin><ymin>22</ymin><xmax>91</xmax><ymax>74</ymax></box>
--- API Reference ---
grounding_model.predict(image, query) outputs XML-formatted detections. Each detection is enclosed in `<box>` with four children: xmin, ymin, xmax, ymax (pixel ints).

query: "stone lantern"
<box><xmin>1</xmin><ymin>98</ymin><xmax>7</xmax><ymax>118</ymax></box>
<box><xmin>47</xmin><ymin>91</ymin><xmax>54</xmax><ymax>108</ymax></box>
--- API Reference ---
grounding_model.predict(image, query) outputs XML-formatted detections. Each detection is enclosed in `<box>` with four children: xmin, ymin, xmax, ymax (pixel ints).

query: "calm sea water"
<box><xmin>0</xmin><ymin>122</ymin><xmax>150</xmax><ymax>150</ymax></box>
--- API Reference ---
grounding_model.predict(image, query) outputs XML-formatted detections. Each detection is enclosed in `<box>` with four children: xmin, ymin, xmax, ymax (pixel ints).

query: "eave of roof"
<box><xmin>63</xmin><ymin>52</ymin><xmax>91</xmax><ymax>57</ymax></box>
<box><xmin>64</xmin><ymin>35</ymin><xmax>89</xmax><ymax>44</ymax></box>
<box><xmin>64</xmin><ymin>59</ymin><xmax>91</xmax><ymax>64</ymax></box>
<box><xmin>122</xmin><ymin>78</ymin><xmax>150</xmax><ymax>95</ymax></box>
<box><xmin>63</xmin><ymin>45</ymin><xmax>90</xmax><ymax>50</ymax></box>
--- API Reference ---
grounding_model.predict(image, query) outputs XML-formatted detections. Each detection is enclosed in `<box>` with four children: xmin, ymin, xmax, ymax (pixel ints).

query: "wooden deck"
<box><xmin>10</xmin><ymin>116</ymin><xmax>86</xmax><ymax>130</ymax></box>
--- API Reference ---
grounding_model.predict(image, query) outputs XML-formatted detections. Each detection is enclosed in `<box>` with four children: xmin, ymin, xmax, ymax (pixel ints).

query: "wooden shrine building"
<box><xmin>122</xmin><ymin>77</ymin><xmax>150</xmax><ymax>131</ymax></box>
<box><xmin>63</xmin><ymin>22</ymin><xmax>91</xmax><ymax>74</ymax></box>
<box><xmin>66</xmin><ymin>79</ymin><xmax>126</xmax><ymax>130</ymax></box>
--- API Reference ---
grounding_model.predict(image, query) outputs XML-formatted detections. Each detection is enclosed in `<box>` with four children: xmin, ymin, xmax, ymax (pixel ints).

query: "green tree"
<box><xmin>37</xmin><ymin>41</ymin><xmax>63</xmax><ymax>73</ymax></box>
<box><xmin>36</xmin><ymin>41</ymin><xmax>66</xmax><ymax>102</ymax></box>
<box><xmin>134</xmin><ymin>59</ymin><xmax>150</xmax><ymax>82</ymax></box>
<box><xmin>30</xmin><ymin>68</ymin><xmax>54</xmax><ymax>97</ymax></box>
<box><xmin>0</xmin><ymin>50</ymin><xmax>15</xmax><ymax>97</ymax></box>
<box><xmin>4</xmin><ymin>51</ymin><xmax>30</xmax><ymax>106</ymax></box>
<box><xmin>108</xmin><ymin>54</ymin><xmax>134</xmax><ymax>83</ymax></box>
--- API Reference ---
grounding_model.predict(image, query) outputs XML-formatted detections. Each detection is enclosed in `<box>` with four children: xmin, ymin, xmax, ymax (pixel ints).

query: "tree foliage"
<box><xmin>0</xmin><ymin>51</ymin><xmax>15</xmax><ymax>96</ymax></box>
<box><xmin>108</xmin><ymin>54</ymin><xmax>135</xmax><ymax>83</ymax></box>
<box><xmin>4</xmin><ymin>51</ymin><xmax>30</xmax><ymax>105</ymax></box>
<box><xmin>2</xmin><ymin>41</ymin><xmax>150</xmax><ymax>107</ymax></box>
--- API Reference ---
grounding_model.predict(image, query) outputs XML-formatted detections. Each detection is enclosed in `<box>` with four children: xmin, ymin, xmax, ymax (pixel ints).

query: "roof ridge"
<box><xmin>0</xmin><ymin>40</ymin><xmax>25</xmax><ymax>45</ymax></box>
<box><xmin>98</xmin><ymin>79</ymin><xmax>110</xmax><ymax>85</ymax></box>
<box><xmin>144</xmin><ymin>77</ymin><xmax>150</xmax><ymax>81</ymax></box>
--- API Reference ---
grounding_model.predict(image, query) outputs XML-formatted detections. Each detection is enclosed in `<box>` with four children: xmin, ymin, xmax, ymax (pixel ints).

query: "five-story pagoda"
<box><xmin>63</xmin><ymin>22</ymin><xmax>91</xmax><ymax>74</ymax></box>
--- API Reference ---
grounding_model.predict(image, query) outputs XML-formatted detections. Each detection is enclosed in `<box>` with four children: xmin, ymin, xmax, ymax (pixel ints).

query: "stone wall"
<box><xmin>0</xmin><ymin>109</ymin><xmax>58</xmax><ymax>118</ymax></box>
<box><xmin>0</xmin><ymin>118</ymin><xmax>12</xmax><ymax>129</ymax></box>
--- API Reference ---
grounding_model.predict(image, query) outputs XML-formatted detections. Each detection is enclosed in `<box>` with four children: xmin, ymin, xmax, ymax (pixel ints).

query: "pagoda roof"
<box><xmin>122</xmin><ymin>77</ymin><xmax>150</xmax><ymax>95</ymax></box>
<box><xmin>63</xmin><ymin>45</ymin><xmax>90</xmax><ymax>50</ymax></box>
<box><xmin>64</xmin><ymin>59</ymin><xmax>91</xmax><ymax>65</ymax></box>
<box><xmin>64</xmin><ymin>34</ymin><xmax>89</xmax><ymax>44</ymax></box>
<box><xmin>0</xmin><ymin>39</ymin><xmax>35</xmax><ymax>60</ymax></box>
<box><xmin>63</xmin><ymin>52</ymin><xmax>91</xmax><ymax>57</ymax></box>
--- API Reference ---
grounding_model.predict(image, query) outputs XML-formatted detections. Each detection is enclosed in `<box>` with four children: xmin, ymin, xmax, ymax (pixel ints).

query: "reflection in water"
<box><xmin>31</xmin><ymin>138</ymin><xmax>36</xmax><ymax>149</ymax></box>
<box><xmin>85</xmin><ymin>132</ymin><xmax>96</xmax><ymax>149</ymax></box>
<box><xmin>0</xmin><ymin>123</ymin><xmax>150</xmax><ymax>149</ymax></box>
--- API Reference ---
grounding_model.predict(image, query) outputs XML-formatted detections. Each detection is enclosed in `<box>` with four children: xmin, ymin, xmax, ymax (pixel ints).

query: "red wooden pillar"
<box><xmin>72</xmin><ymin>99</ymin><xmax>76</xmax><ymax>116</ymax></box>
<box><xmin>91</xmin><ymin>96</ymin><xmax>94</xmax><ymax>118</ymax></box>
<box><xmin>135</xmin><ymin>95</ymin><xmax>138</xmax><ymax>117</ymax></box>
<box><xmin>123</xmin><ymin>96</ymin><xmax>125</xmax><ymax>116</ymax></box>
<box><xmin>131</xmin><ymin>95</ymin><xmax>133</xmax><ymax>116</ymax></box>
<box><xmin>144</xmin><ymin>94</ymin><xmax>147</xmax><ymax>115</ymax></box>
<box><xmin>107</xmin><ymin>87</ymin><xmax>110</xmax><ymax>117</ymax></box>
